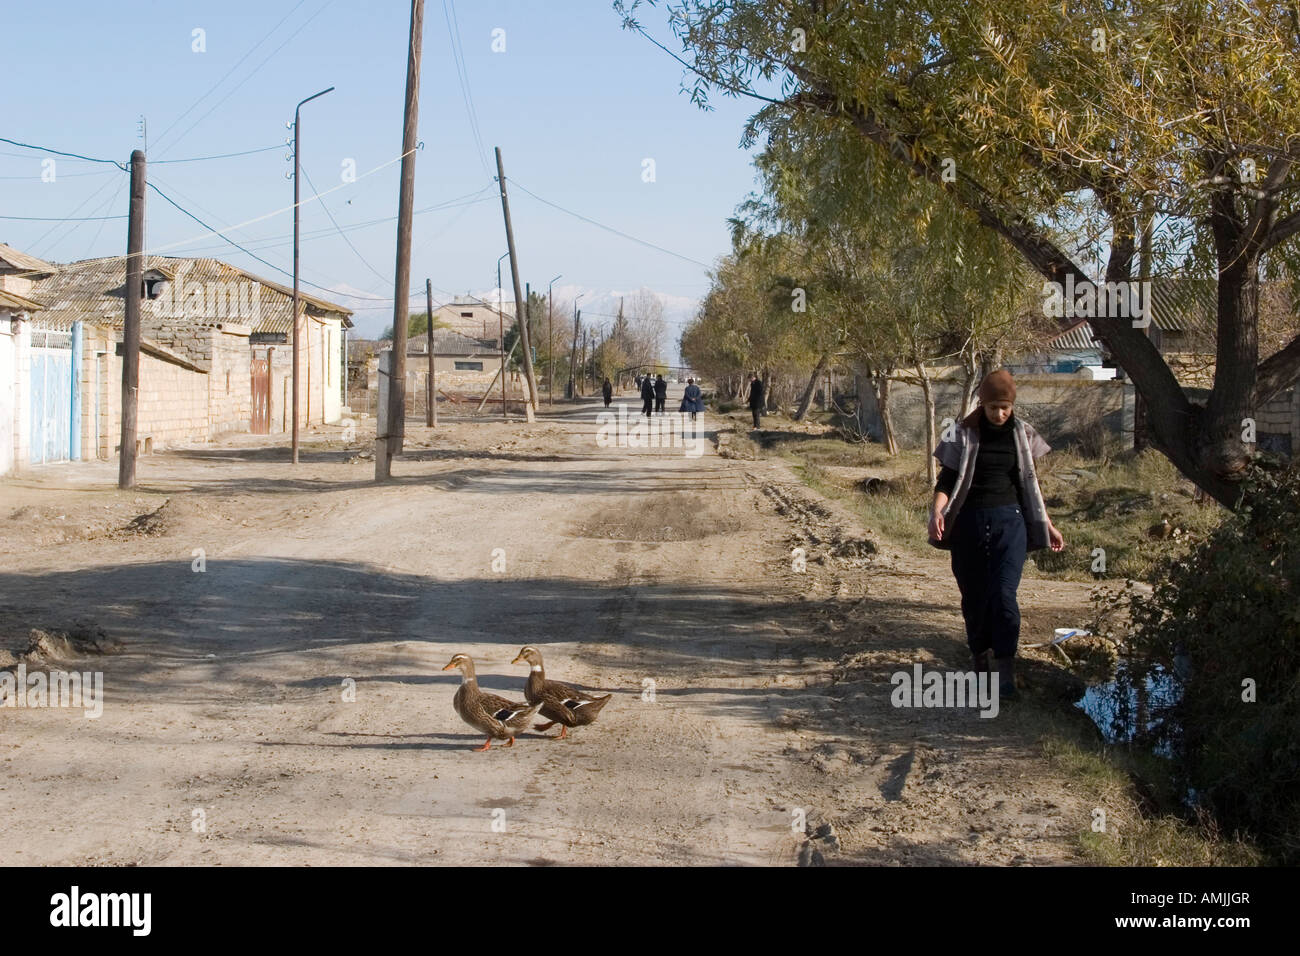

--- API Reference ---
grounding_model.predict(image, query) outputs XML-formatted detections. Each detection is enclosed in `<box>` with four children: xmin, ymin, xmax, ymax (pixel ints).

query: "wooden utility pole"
<box><xmin>569</xmin><ymin>307</ymin><xmax>581</xmax><ymax>399</ymax></box>
<box><xmin>425</xmin><ymin>278</ymin><xmax>436</xmax><ymax>427</ymax></box>
<box><xmin>378</xmin><ymin>0</ymin><xmax>423</xmax><ymax>480</ymax></box>
<box><xmin>1134</xmin><ymin>205</ymin><xmax>1154</xmax><ymax>451</ymax></box>
<box><xmin>494</xmin><ymin>146</ymin><xmax>536</xmax><ymax>421</ymax></box>
<box><xmin>118</xmin><ymin>149</ymin><xmax>146</xmax><ymax>489</ymax></box>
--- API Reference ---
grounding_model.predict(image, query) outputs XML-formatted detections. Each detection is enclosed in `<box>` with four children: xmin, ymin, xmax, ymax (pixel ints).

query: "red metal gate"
<box><xmin>250</xmin><ymin>357</ymin><xmax>270</xmax><ymax>434</ymax></box>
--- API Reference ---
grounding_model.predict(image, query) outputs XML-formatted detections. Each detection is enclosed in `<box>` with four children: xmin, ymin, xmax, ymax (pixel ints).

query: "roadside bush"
<box><xmin>1107</xmin><ymin>460</ymin><xmax>1300</xmax><ymax>862</ymax></box>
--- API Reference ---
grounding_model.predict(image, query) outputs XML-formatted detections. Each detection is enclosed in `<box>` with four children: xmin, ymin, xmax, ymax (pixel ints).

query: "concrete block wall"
<box><xmin>207</xmin><ymin>328</ymin><xmax>252</xmax><ymax>438</ymax></box>
<box><xmin>864</xmin><ymin>373</ymin><xmax>1127</xmax><ymax>449</ymax></box>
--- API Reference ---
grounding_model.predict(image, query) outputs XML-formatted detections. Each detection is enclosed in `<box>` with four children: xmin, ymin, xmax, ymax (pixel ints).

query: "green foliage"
<box><xmin>1100</xmin><ymin>461</ymin><xmax>1300</xmax><ymax>862</ymax></box>
<box><xmin>380</xmin><ymin>311</ymin><xmax>449</xmax><ymax>342</ymax></box>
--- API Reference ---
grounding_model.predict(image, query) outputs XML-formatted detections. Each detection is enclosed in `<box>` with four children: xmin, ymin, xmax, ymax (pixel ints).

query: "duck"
<box><xmin>443</xmin><ymin>654</ymin><xmax>540</xmax><ymax>752</ymax></box>
<box><xmin>511</xmin><ymin>646</ymin><xmax>612</xmax><ymax>739</ymax></box>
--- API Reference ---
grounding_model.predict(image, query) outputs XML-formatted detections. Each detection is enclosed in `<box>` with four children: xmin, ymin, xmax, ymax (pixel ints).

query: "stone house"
<box><xmin>1</xmin><ymin>246</ymin><xmax>352</xmax><ymax>474</ymax></box>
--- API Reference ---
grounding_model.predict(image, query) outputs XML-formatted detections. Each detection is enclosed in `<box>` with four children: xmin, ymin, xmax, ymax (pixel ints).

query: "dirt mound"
<box><xmin>19</xmin><ymin>623</ymin><xmax>123</xmax><ymax>664</ymax></box>
<box><xmin>570</xmin><ymin>493</ymin><xmax>744</xmax><ymax>541</ymax></box>
<box><xmin>119</xmin><ymin>498</ymin><xmax>199</xmax><ymax>537</ymax></box>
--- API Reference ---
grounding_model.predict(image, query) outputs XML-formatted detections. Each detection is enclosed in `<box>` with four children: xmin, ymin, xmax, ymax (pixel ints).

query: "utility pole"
<box><xmin>569</xmin><ymin>306</ymin><xmax>581</xmax><ymax>398</ymax></box>
<box><xmin>494</xmin><ymin>146</ymin><xmax>536</xmax><ymax>421</ymax></box>
<box><xmin>378</xmin><ymin>0</ymin><xmax>423</xmax><ymax>480</ymax></box>
<box><xmin>547</xmin><ymin>273</ymin><xmax>561</xmax><ymax>406</ymax></box>
<box><xmin>426</xmin><ymin>278</ymin><xmax>436</xmax><ymax>427</ymax></box>
<box><xmin>497</xmin><ymin>252</ymin><xmax>508</xmax><ymax>420</ymax></box>
<box><xmin>118</xmin><ymin>149</ymin><xmax>146</xmax><ymax>489</ymax></box>
<box><xmin>525</xmin><ymin>281</ymin><xmax>533</xmax><ymax>411</ymax></box>
<box><xmin>290</xmin><ymin>85</ymin><xmax>333</xmax><ymax>465</ymax></box>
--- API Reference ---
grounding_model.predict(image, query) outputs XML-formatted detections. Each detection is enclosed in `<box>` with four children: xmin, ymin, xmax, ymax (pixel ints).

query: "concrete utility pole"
<box><xmin>291</xmin><ymin>85</ymin><xmax>334</xmax><ymax>465</ymax></box>
<box><xmin>426</xmin><ymin>278</ymin><xmax>436</xmax><ymax>427</ymax></box>
<box><xmin>378</xmin><ymin>0</ymin><xmax>423</xmax><ymax>481</ymax></box>
<box><xmin>118</xmin><ymin>149</ymin><xmax>146</xmax><ymax>489</ymax></box>
<box><xmin>494</xmin><ymin>146</ymin><xmax>536</xmax><ymax>421</ymax></box>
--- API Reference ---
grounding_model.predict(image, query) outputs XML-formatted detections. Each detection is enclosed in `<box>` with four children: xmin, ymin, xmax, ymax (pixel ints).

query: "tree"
<box><xmin>380</xmin><ymin>310</ymin><xmax>449</xmax><ymax>342</ymax></box>
<box><xmin>618</xmin><ymin>0</ymin><xmax>1300</xmax><ymax>507</ymax></box>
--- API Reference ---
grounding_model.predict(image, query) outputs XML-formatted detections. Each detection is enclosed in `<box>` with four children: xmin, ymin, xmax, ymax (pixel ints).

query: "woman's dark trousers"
<box><xmin>949</xmin><ymin>504</ymin><xmax>1027</xmax><ymax>660</ymax></box>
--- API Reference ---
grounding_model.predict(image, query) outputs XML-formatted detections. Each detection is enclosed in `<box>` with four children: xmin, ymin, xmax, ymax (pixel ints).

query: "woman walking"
<box><xmin>928</xmin><ymin>370</ymin><xmax>1065</xmax><ymax>698</ymax></box>
<box><xmin>680</xmin><ymin>377</ymin><xmax>704</xmax><ymax>421</ymax></box>
<box><xmin>602</xmin><ymin>377</ymin><xmax>613</xmax><ymax>408</ymax></box>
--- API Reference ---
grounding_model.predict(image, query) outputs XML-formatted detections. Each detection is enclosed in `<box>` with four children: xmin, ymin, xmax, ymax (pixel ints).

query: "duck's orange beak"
<box><xmin>511</xmin><ymin>654</ymin><xmax>525</xmax><ymax>665</ymax></box>
<box><xmin>441</xmin><ymin>661</ymin><xmax>457</xmax><ymax>671</ymax></box>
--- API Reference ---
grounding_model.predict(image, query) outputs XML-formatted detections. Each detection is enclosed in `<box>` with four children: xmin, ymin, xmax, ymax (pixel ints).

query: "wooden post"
<box><xmin>494</xmin><ymin>147</ymin><xmax>536</xmax><ymax>421</ymax></box>
<box><xmin>426</xmin><ymin>278</ymin><xmax>436</xmax><ymax>427</ymax></box>
<box><xmin>569</xmin><ymin>307</ymin><xmax>580</xmax><ymax>399</ymax></box>
<box><xmin>499</xmin><ymin>297</ymin><xmax>507</xmax><ymax>419</ymax></box>
<box><xmin>547</xmin><ymin>284</ymin><xmax>554</xmax><ymax>407</ymax></box>
<box><xmin>375</xmin><ymin>350</ymin><xmax>392</xmax><ymax>479</ymax></box>
<box><xmin>118</xmin><ymin>149</ymin><xmax>145</xmax><ymax>489</ymax></box>
<box><xmin>379</xmin><ymin>0</ymin><xmax>423</xmax><ymax>481</ymax></box>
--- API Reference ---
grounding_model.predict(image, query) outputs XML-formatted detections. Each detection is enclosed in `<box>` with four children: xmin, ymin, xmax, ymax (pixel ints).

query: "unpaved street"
<box><xmin>0</xmin><ymin>394</ymin><xmax>1099</xmax><ymax>865</ymax></box>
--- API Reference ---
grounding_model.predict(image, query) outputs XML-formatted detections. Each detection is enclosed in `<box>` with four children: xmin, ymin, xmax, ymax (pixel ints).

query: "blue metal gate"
<box><xmin>30</xmin><ymin>329</ymin><xmax>72</xmax><ymax>464</ymax></box>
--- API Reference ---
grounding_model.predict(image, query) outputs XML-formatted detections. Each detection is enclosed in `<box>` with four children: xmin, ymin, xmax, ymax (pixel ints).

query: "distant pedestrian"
<box><xmin>640</xmin><ymin>374</ymin><xmax>655</xmax><ymax>417</ymax></box>
<box><xmin>654</xmin><ymin>374</ymin><xmax>667</xmax><ymax>413</ymax></box>
<box><xmin>746</xmin><ymin>375</ymin><xmax>764</xmax><ymax>429</ymax></box>
<box><xmin>680</xmin><ymin>377</ymin><xmax>704</xmax><ymax>421</ymax></box>
<box><xmin>602</xmin><ymin>377</ymin><xmax>613</xmax><ymax>408</ymax></box>
<box><xmin>928</xmin><ymin>369</ymin><xmax>1066</xmax><ymax>700</ymax></box>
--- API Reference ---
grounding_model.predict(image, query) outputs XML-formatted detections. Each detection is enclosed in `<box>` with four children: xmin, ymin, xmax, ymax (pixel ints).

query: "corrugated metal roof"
<box><xmin>0</xmin><ymin>288</ymin><xmax>45</xmax><ymax>312</ymax></box>
<box><xmin>33</xmin><ymin>253</ymin><xmax>352</xmax><ymax>325</ymax></box>
<box><xmin>0</xmin><ymin>243</ymin><xmax>57</xmax><ymax>277</ymax></box>
<box><xmin>1047</xmin><ymin>319</ymin><xmax>1100</xmax><ymax>351</ymax></box>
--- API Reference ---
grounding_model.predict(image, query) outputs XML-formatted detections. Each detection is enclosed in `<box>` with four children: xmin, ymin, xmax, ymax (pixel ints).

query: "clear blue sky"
<box><xmin>0</xmin><ymin>0</ymin><xmax>764</xmax><ymax>339</ymax></box>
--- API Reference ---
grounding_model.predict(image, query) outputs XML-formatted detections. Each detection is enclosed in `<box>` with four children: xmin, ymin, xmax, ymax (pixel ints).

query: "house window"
<box><xmin>460</xmin><ymin>311</ymin><xmax>473</xmax><ymax>318</ymax></box>
<box><xmin>143</xmin><ymin>276</ymin><xmax>167</xmax><ymax>299</ymax></box>
<box><xmin>454</xmin><ymin>361</ymin><xmax>484</xmax><ymax>371</ymax></box>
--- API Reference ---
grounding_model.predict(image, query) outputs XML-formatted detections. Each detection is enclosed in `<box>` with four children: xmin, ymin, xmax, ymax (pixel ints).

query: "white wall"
<box><xmin>0</xmin><ymin>314</ymin><xmax>14</xmax><ymax>475</ymax></box>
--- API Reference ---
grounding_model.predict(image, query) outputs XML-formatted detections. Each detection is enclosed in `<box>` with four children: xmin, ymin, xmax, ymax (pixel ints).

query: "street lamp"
<box><xmin>290</xmin><ymin>85</ymin><xmax>334</xmax><ymax>465</ymax></box>
<box><xmin>547</xmin><ymin>274</ymin><xmax>562</xmax><ymax>406</ymax></box>
<box><xmin>497</xmin><ymin>251</ymin><xmax>509</xmax><ymax>420</ymax></box>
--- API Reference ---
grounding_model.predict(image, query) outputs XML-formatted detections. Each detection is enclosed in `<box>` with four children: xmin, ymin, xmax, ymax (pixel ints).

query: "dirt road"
<box><xmin>0</xmin><ymin>391</ymin><xmax>1100</xmax><ymax>865</ymax></box>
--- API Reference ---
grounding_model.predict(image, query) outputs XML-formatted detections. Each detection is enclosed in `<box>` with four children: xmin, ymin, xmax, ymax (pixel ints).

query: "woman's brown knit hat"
<box><xmin>978</xmin><ymin>369</ymin><xmax>1017</xmax><ymax>404</ymax></box>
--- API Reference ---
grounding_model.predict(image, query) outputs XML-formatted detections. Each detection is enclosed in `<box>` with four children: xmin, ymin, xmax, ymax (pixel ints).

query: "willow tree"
<box><xmin>617</xmin><ymin>0</ymin><xmax>1300</xmax><ymax>506</ymax></box>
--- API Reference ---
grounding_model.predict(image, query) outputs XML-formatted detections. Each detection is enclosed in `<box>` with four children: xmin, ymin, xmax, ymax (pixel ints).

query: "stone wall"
<box><xmin>857</xmin><ymin>372</ymin><xmax>1130</xmax><ymax>450</ymax></box>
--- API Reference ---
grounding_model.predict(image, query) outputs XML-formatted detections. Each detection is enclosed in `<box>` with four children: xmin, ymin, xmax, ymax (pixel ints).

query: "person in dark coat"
<box><xmin>653</xmin><ymin>374</ymin><xmax>668</xmax><ymax>413</ymax></box>
<box><xmin>640</xmin><ymin>374</ymin><xmax>655</xmax><ymax>417</ymax></box>
<box><xmin>602</xmin><ymin>378</ymin><xmax>613</xmax><ymax>408</ymax></box>
<box><xmin>680</xmin><ymin>378</ymin><xmax>704</xmax><ymax>420</ymax></box>
<box><xmin>928</xmin><ymin>369</ymin><xmax>1065</xmax><ymax>699</ymax></box>
<box><xmin>746</xmin><ymin>375</ymin><xmax>765</xmax><ymax>429</ymax></box>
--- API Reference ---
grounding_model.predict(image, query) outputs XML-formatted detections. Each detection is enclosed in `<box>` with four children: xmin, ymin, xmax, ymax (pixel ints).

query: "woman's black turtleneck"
<box><xmin>935</xmin><ymin>414</ymin><xmax>1022</xmax><ymax>509</ymax></box>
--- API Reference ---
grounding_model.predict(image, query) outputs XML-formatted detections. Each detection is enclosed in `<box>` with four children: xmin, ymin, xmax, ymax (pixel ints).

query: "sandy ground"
<box><xmin>0</xmin><ymin>387</ymin><xmax>1102</xmax><ymax>865</ymax></box>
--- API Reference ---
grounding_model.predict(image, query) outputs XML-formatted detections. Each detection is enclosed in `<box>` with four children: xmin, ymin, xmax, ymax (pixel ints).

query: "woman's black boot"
<box><xmin>995</xmin><ymin>656</ymin><xmax>1018</xmax><ymax>699</ymax></box>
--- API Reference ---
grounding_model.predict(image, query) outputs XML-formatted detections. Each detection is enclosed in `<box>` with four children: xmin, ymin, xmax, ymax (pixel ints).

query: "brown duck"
<box><xmin>511</xmin><ymin>646</ymin><xmax>611</xmax><ymax>739</ymax></box>
<box><xmin>443</xmin><ymin>654</ymin><xmax>540</xmax><ymax>751</ymax></box>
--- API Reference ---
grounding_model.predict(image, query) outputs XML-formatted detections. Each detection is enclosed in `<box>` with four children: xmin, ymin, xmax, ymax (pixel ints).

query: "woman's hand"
<box><xmin>1048</xmin><ymin>522</ymin><xmax>1065</xmax><ymax>552</ymax></box>
<box><xmin>928</xmin><ymin>510</ymin><xmax>945</xmax><ymax>542</ymax></box>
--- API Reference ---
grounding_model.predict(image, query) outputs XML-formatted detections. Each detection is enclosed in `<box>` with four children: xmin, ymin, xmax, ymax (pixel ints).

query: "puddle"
<box><xmin>1075</xmin><ymin>660</ymin><xmax>1182</xmax><ymax>755</ymax></box>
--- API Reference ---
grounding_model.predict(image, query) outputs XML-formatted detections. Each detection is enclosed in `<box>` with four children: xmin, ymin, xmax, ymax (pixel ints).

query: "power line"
<box><xmin>153</xmin><ymin>144</ymin><xmax>285</xmax><ymax>164</ymax></box>
<box><xmin>443</xmin><ymin>0</ymin><xmax>492</xmax><ymax>180</ymax></box>
<box><xmin>300</xmin><ymin>162</ymin><xmax>392</xmax><ymax>288</ymax></box>
<box><xmin>155</xmin><ymin>0</ymin><xmax>338</xmax><ymax>159</ymax></box>
<box><xmin>149</xmin><ymin>0</ymin><xmax>313</xmax><ymax>155</ymax></box>
<box><xmin>510</xmin><ymin>179</ymin><xmax>711</xmax><ymax>268</ymax></box>
<box><xmin>0</xmin><ymin>135</ymin><xmax>122</xmax><ymax>166</ymax></box>
<box><xmin>0</xmin><ymin>212</ymin><xmax>126</xmax><ymax>221</ymax></box>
